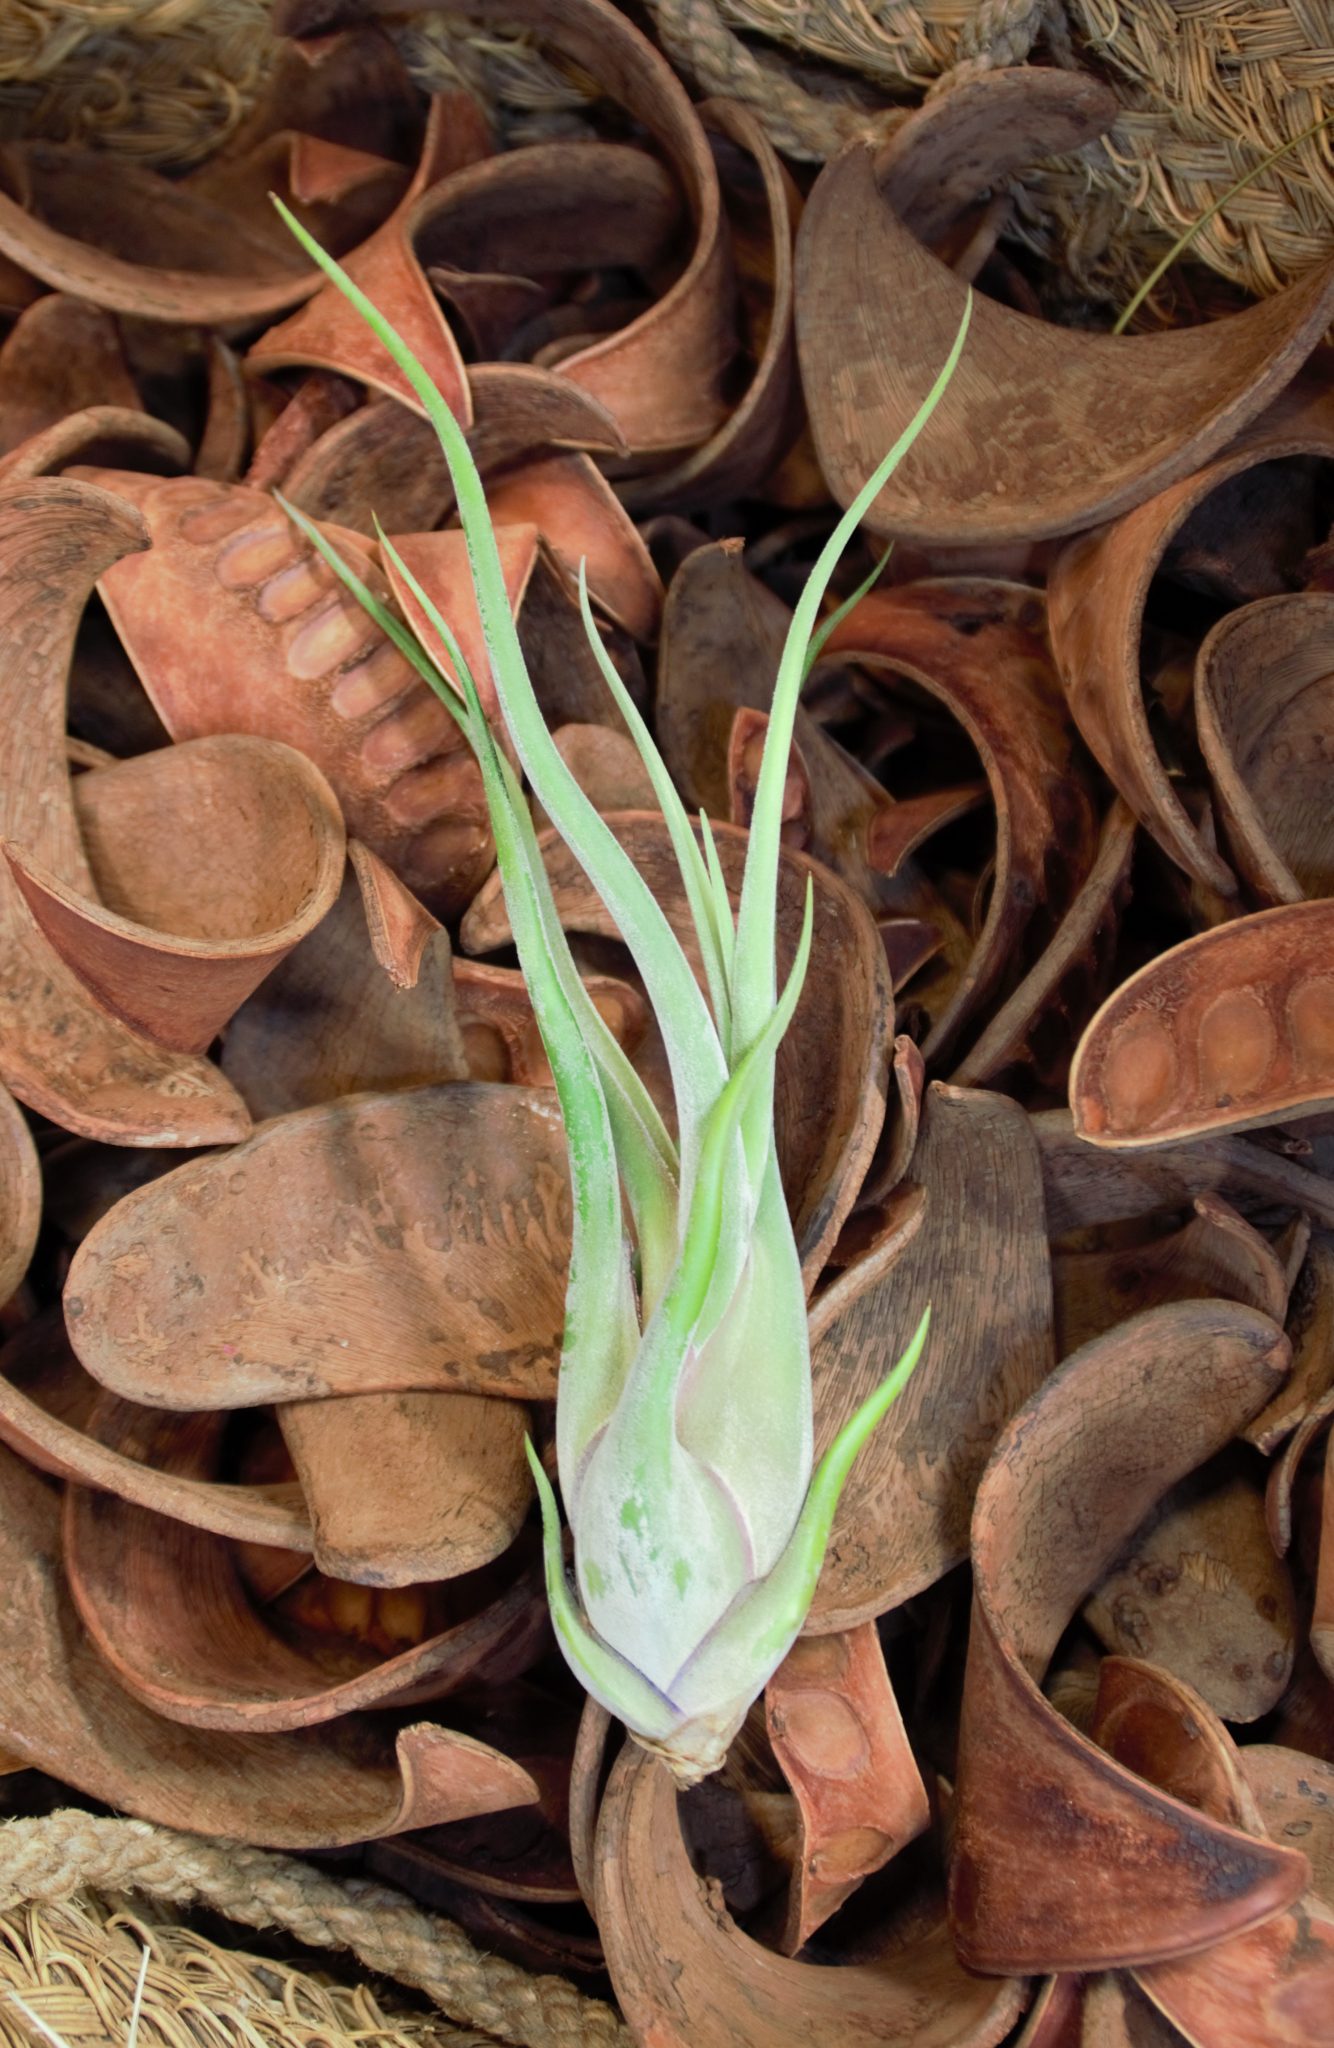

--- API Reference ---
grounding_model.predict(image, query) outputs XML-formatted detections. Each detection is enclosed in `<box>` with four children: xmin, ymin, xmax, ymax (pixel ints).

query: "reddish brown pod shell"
<box><xmin>1070</xmin><ymin>901</ymin><xmax>1334</xmax><ymax>1146</ymax></box>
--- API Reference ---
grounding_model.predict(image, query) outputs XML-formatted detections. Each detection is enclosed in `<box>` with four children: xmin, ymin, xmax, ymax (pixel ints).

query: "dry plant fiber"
<box><xmin>643</xmin><ymin>0</ymin><xmax>1334</xmax><ymax>304</ymax></box>
<box><xmin>0</xmin><ymin>1812</ymin><xmax>629</xmax><ymax>2048</ymax></box>
<box><xmin>1</xmin><ymin>0</ymin><xmax>1329</xmax><ymax>305</ymax></box>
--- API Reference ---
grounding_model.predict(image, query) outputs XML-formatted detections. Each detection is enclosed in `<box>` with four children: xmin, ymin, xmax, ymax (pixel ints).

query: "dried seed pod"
<box><xmin>824</xmin><ymin>580</ymin><xmax>1097</xmax><ymax>1063</ymax></box>
<box><xmin>1195</xmin><ymin>591</ymin><xmax>1334</xmax><ymax>903</ymax></box>
<box><xmin>64</xmin><ymin>1085</ymin><xmax>571</xmax><ymax>1409</ymax></box>
<box><xmin>593</xmin><ymin>1741</ymin><xmax>1026</xmax><ymax>2048</ymax></box>
<box><xmin>84</xmin><ymin>472</ymin><xmax>493</xmax><ymax>910</ymax></box>
<box><xmin>246</xmin><ymin>90</ymin><xmax>479</xmax><ymax>420</ymax></box>
<box><xmin>0</xmin><ymin>296</ymin><xmax>140</xmax><ymax>457</ymax></box>
<box><xmin>0</xmin><ymin>478</ymin><xmax>248</xmax><ymax>1144</ymax></box>
<box><xmin>0</xmin><ymin>1082</ymin><xmax>38</xmax><ymax>1309</ymax></box>
<box><xmin>950</xmin><ymin>1299</ymin><xmax>1302</xmax><ymax>1973</ymax></box>
<box><xmin>63</xmin><ymin>1405</ymin><xmax>545</xmax><ymax>1732</ymax></box>
<box><xmin>621</xmin><ymin>99</ymin><xmax>803</xmax><ymax>513</ymax></box>
<box><xmin>7</xmin><ymin>735</ymin><xmax>346</xmax><ymax>1054</ymax></box>
<box><xmin>765</xmin><ymin>1624</ymin><xmax>930</xmax><ymax>1952</ymax></box>
<box><xmin>807</xmin><ymin>1083</ymin><xmax>1052</xmax><ymax>1631</ymax></box>
<box><xmin>1035</xmin><ymin>1108</ymin><xmax>1334</xmax><ymax>1235</ymax></box>
<box><xmin>952</xmin><ymin>801</ymin><xmax>1136</xmax><ymax>1098</ymax></box>
<box><xmin>797</xmin><ymin>140</ymin><xmax>1334</xmax><ymax>546</ymax></box>
<box><xmin>1047</xmin><ymin>377</ymin><xmax>1334</xmax><ymax>894</ymax></box>
<box><xmin>1084</xmin><ymin>1446</ymin><xmax>1298</xmax><ymax>1722</ymax></box>
<box><xmin>1053</xmin><ymin>1193</ymin><xmax>1289</xmax><ymax>1358</ymax></box>
<box><xmin>0</xmin><ymin>1311</ymin><xmax>312</xmax><ymax>1552</ymax></box>
<box><xmin>1070</xmin><ymin>901</ymin><xmax>1334</xmax><ymax>1146</ymax></box>
<box><xmin>0</xmin><ymin>1438</ymin><xmax>537</xmax><ymax>1847</ymax></box>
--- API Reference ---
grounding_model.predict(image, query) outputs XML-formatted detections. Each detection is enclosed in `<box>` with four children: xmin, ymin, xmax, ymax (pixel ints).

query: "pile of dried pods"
<box><xmin>1</xmin><ymin>2</ymin><xmax>1333</xmax><ymax>2042</ymax></box>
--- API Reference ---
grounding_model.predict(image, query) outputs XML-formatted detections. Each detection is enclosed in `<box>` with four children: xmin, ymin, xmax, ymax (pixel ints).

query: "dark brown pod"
<box><xmin>1070</xmin><ymin>901</ymin><xmax>1334</xmax><ymax>1146</ymax></box>
<box><xmin>1035</xmin><ymin>1108</ymin><xmax>1334</xmax><ymax>1235</ymax></box>
<box><xmin>824</xmin><ymin>580</ymin><xmax>1098</xmax><ymax>1063</ymax></box>
<box><xmin>593</xmin><ymin>1743</ymin><xmax>1026</xmax><ymax>2047</ymax></box>
<box><xmin>622</xmin><ymin>99</ymin><xmax>803</xmax><ymax>512</ymax></box>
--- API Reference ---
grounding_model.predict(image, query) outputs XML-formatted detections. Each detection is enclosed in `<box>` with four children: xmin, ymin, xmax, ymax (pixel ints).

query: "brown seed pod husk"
<box><xmin>1195</xmin><ymin>591</ymin><xmax>1334</xmax><ymax>904</ymax></box>
<box><xmin>797</xmin><ymin>141</ymin><xmax>1334</xmax><ymax>547</ymax></box>
<box><xmin>950</xmin><ymin>1298</ymin><xmax>1303</xmax><ymax>1974</ymax></box>
<box><xmin>7</xmin><ymin>735</ymin><xmax>346</xmax><ymax>1054</ymax></box>
<box><xmin>807</xmin><ymin>1081</ymin><xmax>1053</xmax><ymax>1631</ymax></box>
<box><xmin>0</xmin><ymin>1437</ymin><xmax>538</xmax><ymax>1847</ymax></box>
<box><xmin>1046</xmin><ymin>375</ymin><xmax>1334</xmax><ymax>894</ymax></box>
<box><xmin>0</xmin><ymin>478</ymin><xmax>249</xmax><ymax>1145</ymax></box>
<box><xmin>765</xmin><ymin>1623</ymin><xmax>930</xmax><ymax>1953</ymax></box>
<box><xmin>1070</xmin><ymin>900</ymin><xmax>1334</xmax><ymax>1146</ymax></box>
<box><xmin>63</xmin><ymin>1084</ymin><xmax>571</xmax><ymax>1409</ymax></box>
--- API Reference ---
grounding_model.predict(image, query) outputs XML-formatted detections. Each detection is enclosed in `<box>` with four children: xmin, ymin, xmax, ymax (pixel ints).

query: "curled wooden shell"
<box><xmin>461</xmin><ymin>811</ymin><xmax>891</xmax><ymax>1283</ymax></box>
<box><xmin>479</xmin><ymin>452</ymin><xmax>663</xmax><ymax>642</ymax></box>
<box><xmin>1046</xmin><ymin>376</ymin><xmax>1334</xmax><ymax>894</ymax></box>
<box><xmin>0</xmin><ymin>405</ymin><xmax>188</xmax><ymax>486</ymax></box>
<box><xmin>796</xmin><ymin>136</ymin><xmax>1334</xmax><ymax>545</ymax></box>
<box><xmin>950</xmin><ymin>1298</ymin><xmax>1303</xmax><ymax>1973</ymax></box>
<box><xmin>824</xmin><ymin>580</ymin><xmax>1097</xmax><ymax>1063</ymax></box>
<box><xmin>807</xmin><ymin>1082</ymin><xmax>1053</xmax><ymax>1631</ymax></box>
<box><xmin>64</xmin><ymin>1084</ymin><xmax>571</xmax><ymax>1410</ymax></box>
<box><xmin>1053</xmin><ymin>1192</ymin><xmax>1289</xmax><ymax>1359</ymax></box>
<box><xmin>0</xmin><ymin>140</ymin><xmax>324</xmax><ymax>325</ymax></box>
<box><xmin>7</xmin><ymin>736</ymin><xmax>346</xmax><ymax>1054</ymax></box>
<box><xmin>85</xmin><ymin>472</ymin><xmax>492</xmax><ymax>911</ymax></box>
<box><xmin>593</xmin><ymin>1743</ymin><xmax>1026</xmax><ymax>2048</ymax></box>
<box><xmin>0</xmin><ymin>295</ymin><xmax>140</xmax><ymax>458</ymax></box>
<box><xmin>952</xmin><ymin>800</ymin><xmax>1136</xmax><ymax>1098</ymax></box>
<box><xmin>0</xmin><ymin>478</ymin><xmax>249</xmax><ymax>1144</ymax></box>
<box><xmin>1070</xmin><ymin>900</ymin><xmax>1334</xmax><ymax>1146</ymax></box>
<box><xmin>464</xmin><ymin>0</ymin><xmax>734</xmax><ymax>458</ymax></box>
<box><xmin>222</xmin><ymin>851</ymin><xmax>466</xmax><ymax>1120</ymax></box>
<box><xmin>0</xmin><ymin>1082</ymin><xmax>38</xmax><ymax>1309</ymax></box>
<box><xmin>63</xmin><ymin>1408</ymin><xmax>544</xmax><ymax>1733</ymax></box>
<box><xmin>0</xmin><ymin>1438</ymin><xmax>537</xmax><ymax>1848</ymax></box>
<box><xmin>1247</xmin><ymin>1233</ymin><xmax>1334</xmax><ymax>1454</ymax></box>
<box><xmin>1195</xmin><ymin>591</ymin><xmax>1334</xmax><ymax>903</ymax></box>
<box><xmin>871</xmin><ymin>68</ymin><xmax>1118</xmax><ymax>255</ymax></box>
<box><xmin>765</xmin><ymin>1624</ymin><xmax>929</xmax><ymax>1953</ymax></box>
<box><xmin>279</xmin><ymin>1385</ymin><xmax>533</xmax><ymax>1588</ymax></box>
<box><xmin>621</xmin><ymin>98</ymin><xmax>802</xmax><ymax>513</ymax></box>
<box><xmin>0</xmin><ymin>1311</ymin><xmax>312</xmax><ymax>1552</ymax></box>
<box><xmin>1097</xmin><ymin>1677</ymin><xmax>1334</xmax><ymax>2043</ymax></box>
<box><xmin>1241</xmin><ymin>1747</ymin><xmax>1334</xmax><ymax>1899</ymax></box>
<box><xmin>1035</xmin><ymin>1107</ymin><xmax>1334</xmax><ymax>1235</ymax></box>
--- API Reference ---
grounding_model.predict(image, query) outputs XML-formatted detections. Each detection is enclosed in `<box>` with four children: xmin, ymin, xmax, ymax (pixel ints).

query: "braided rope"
<box><xmin>0</xmin><ymin>1812</ymin><xmax>630</xmax><ymax>2048</ymax></box>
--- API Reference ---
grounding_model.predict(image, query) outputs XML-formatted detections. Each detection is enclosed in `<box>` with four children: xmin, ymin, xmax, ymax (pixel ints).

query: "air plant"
<box><xmin>273</xmin><ymin>199</ymin><xmax>970</xmax><ymax>1783</ymax></box>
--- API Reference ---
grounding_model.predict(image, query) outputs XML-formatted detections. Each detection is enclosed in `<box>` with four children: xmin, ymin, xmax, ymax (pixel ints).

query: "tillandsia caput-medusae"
<box><xmin>274</xmin><ymin>199</ymin><xmax>971</xmax><ymax>1783</ymax></box>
